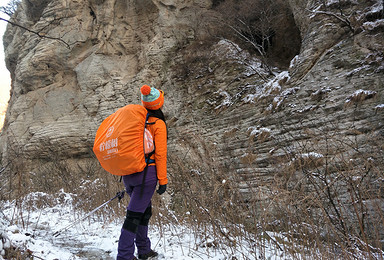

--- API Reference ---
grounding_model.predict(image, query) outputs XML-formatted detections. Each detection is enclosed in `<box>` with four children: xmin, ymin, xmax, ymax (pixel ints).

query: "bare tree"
<box><xmin>0</xmin><ymin>0</ymin><xmax>20</xmax><ymax>16</ymax></box>
<box><xmin>215</xmin><ymin>0</ymin><xmax>296</xmax><ymax>74</ymax></box>
<box><xmin>217</xmin><ymin>0</ymin><xmax>278</xmax><ymax>54</ymax></box>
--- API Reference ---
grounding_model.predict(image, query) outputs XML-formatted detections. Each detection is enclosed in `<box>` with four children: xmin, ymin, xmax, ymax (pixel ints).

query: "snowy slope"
<box><xmin>1</xmin><ymin>191</ymin><xmax>285</xmax><ymax>260</ymax></box>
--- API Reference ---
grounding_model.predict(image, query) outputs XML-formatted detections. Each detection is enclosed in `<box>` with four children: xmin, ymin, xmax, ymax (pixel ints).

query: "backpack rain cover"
<box><xmin>93</xmin><ymin>104</ymin><xmax>151</xmax><ymax>176</ymax></box>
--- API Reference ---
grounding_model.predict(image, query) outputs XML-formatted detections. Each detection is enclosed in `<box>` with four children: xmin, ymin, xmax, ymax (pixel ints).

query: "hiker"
<box><xmin>117</xmin><ymin>85</ymin><xmax>168</xmax><ymax>260</ymax></box>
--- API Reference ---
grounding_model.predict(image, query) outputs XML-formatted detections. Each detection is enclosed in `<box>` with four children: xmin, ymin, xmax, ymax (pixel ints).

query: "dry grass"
<box><xmin>1</xmin><ymin>121</ymin><xmax>383</xmax><ymax>259</ymax></box>
<box><xmin>149</xmin><ymin>121</ymin><xmax>384</xmax><ymax>259</ymax></box>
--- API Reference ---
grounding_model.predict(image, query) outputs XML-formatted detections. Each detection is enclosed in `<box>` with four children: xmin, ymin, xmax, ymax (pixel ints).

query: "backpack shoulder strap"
<box><xmin>146</xmin><ymin>109</ymin><xmax>166</xmax><ymax>123</ymax></box>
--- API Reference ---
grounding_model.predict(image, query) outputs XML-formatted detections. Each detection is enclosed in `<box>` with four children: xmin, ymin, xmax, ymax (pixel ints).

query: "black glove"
<box><xmin>156</xmin><ymin>184</ymin><xmax>167</xmax><ymax>195</ymax></box>
<box><xmin>116</xmin><ymin>190</ymin><xmax>125</xmax><ymax>202</ymax></box>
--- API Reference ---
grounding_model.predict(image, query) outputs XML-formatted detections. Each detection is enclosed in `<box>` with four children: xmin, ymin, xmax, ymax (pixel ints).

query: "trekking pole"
<box><xmin>53</xmin><ymin>190</ymin><xmax>125</xmax><ymax>237</ymax></box>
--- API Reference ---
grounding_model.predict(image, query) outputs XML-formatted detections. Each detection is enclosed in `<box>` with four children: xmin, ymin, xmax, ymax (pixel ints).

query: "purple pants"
<box><xmin>117</xmin><ymin>166</ymin><xmax>157</xmax><ymax>260</ymax></box>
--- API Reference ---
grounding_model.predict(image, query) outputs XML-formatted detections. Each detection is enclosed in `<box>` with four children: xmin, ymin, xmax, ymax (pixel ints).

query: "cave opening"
<box><xmin>214</xmin><ymin>0</ymin><xmax>302</xmax><ymax>69</ymax></box>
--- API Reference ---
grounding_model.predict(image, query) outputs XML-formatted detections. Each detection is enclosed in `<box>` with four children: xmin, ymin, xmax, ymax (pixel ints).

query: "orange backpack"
<box><xmin>93</xmin><ymin>104</ymin><xmax>154</xmax><ymax>176</ymax></box>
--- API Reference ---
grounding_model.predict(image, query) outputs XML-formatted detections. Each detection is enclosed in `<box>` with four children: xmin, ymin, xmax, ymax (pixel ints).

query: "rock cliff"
<box><xmin>1</xmin><ymin>0</ymin><xmax>383</xmax><ymax>241</ymax></box>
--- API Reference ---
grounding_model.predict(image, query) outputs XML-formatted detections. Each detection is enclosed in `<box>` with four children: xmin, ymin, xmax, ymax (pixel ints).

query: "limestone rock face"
<box><xmin>1</xmin><ymin>0</ymin><xmax>213</xmax><ymax>159</ymax></box>
<box><xmin>1</xmin><ymin>0</ymin><xmax>383</xmax><ymax>239</ymax></box>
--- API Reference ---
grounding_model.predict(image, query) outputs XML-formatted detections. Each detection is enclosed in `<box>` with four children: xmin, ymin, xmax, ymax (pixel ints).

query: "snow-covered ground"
<box><xmin>1</xmin><ymin>191</ymin><xmax>286</xmax><ymax>260</ymax></box>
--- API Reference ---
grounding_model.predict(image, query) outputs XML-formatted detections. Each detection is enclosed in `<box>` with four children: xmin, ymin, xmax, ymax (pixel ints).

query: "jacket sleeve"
<box><xmin>153</xmin><ymin>119</ymin><xmax>168</xmax><ymax>185</ymax></box>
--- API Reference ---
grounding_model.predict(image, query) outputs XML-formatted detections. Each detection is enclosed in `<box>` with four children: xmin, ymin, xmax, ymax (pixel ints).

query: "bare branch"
<box><xmin>307</xmin><ymin>9</ymin><xmax>354</xmax><ymax>32</ymax></box>
<box><xmin>0</xmin><ymin>17</ymin><xmax>70</xmax><ymax>49</ymax></box>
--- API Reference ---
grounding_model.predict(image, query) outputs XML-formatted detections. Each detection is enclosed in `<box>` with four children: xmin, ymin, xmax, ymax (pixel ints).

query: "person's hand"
<box><xmin>156</xmin><ymin>184</ymin><xmax>167</xmax><ymax>195</ymax></box>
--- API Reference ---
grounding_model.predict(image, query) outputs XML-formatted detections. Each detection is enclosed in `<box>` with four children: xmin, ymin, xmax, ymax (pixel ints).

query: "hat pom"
<box><xmin>141</xmin><ymin>85</ymin><xmax>151</xmax><ymax>95</ymax></box>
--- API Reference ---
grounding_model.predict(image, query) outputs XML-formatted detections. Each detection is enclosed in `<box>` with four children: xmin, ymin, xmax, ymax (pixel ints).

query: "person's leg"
<box><xmin>117</xmin><ymin>210</ymin><xmax>143</xmax><ymax>260</ymax></box>
<box><xmin>136</xmin><ymin>205</ymin><xmax>158</xmax><ymax>259</ymax></box>
<box><xmin>117</xmin><ymin>229</ymin><xmax>137</xmax><ymax>260</ymax></box>
<box><xmin>135</xmin><ymin>205</ymin><xmax>152</xmax><ymax>255</ymax></box>
<box><xmin>117</xmin><ymin>168</ymin><xmax>157</xmax><ymax>259</ymax></box>
<box><xmin>129</xmin><ymin>167</ymin><xmax>157</xmax><ymax>257</ymax></box>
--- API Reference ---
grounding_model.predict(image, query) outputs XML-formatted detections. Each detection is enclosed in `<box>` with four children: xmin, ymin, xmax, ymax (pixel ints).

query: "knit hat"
<box><xmin>140</xmin><ymin>85</ymin><xmax>164</xmax><ymax>110</ymax></box>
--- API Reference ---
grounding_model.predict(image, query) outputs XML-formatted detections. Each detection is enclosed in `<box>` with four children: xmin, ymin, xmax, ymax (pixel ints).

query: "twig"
<box><xmin>0</xmin><ymin>208</ymin><xmax>10</xmax><ymax>222</ymax></box>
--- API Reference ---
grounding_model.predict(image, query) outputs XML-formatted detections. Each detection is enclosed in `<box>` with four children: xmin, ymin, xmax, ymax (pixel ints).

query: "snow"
<box><xmin>214</xmin><ymin>90</ymin><xmax>233</xmax><ymax>109</ymax></box>
<box><xmin>297</xmin><ymin>105</ymin><xmax>318</xmax><ymax>113</ymax></box>
<box><xmin>364</xmin><ymin>0</ymin><xmax>384</xmax><ymax>19</ymax></box>
<box><xmin>289</xmin><ymin>55</ymin><xmax>299</xmax><ymax>69</ymax></box>
<box><xmin>212</xmin><ymin>39</ymin><xmax>246</xmax><ymax>61</ymax></box>
<box><xmin>300</xmin><ymin>152</ymin><xmax>324</xmax><ymax>159</ymax></box>
<box><xmin>325</xmin><ymin>0</ymin><xmax>339</xmax><ymax>5</ymax></box>
<box><xmin>362</xmin><ymin>19</ymin><xmax>384</xmax><ymax>31</ymax></box>
<box><xmin>243</xmin><ymin>71</ymin><xmax>294</xmax><ymax>108</ymax></box>
<box><xmin>211</xmin><ymin>39</ymin><xmax>269</xmax><ymax>78</ymax></box>
<box><xmin>209</xmin><ymin>42</ymin><xmax>300</xmax><ymax>112</ymax></box>
<box><xmin>248</xmin><ymin>126</ymin><xmax>271</xmax><ymax>137</ymax></box>
<box><xmin>1</xmin><ymin>191</ymin><xmax>287</xmax><ymax>260</ymax></box>
<box><xmin>290</xmin><ymin>153</ymin><xmax>324</xmax><ymax>165</ymax></box>
<box><xmin>345</xmin><ymin>89</ymin><xmax>377</xmax><ymax>104</ymax></box>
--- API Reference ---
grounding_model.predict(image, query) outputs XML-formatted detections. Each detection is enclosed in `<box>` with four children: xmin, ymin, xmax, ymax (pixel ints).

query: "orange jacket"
<box><xmin>147</xmin><ymin>116</ymin><xmax>168</xmax><ymax>185</ymax></box>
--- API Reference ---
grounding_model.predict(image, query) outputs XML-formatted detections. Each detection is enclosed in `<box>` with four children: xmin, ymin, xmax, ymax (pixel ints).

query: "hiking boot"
<box><xmin>138</xmin><ymin>249</ymin><xmax>158</xmax><ymax>259</ymax></box>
